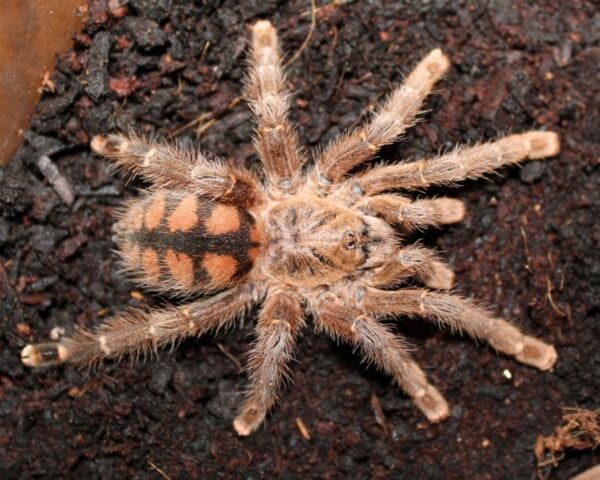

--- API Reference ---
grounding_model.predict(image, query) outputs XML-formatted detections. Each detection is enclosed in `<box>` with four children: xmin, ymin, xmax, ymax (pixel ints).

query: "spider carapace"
<box><xmin>21</xmin><ymin>20</ymin><xmax>559</xmax><ymax>436</ymax></box>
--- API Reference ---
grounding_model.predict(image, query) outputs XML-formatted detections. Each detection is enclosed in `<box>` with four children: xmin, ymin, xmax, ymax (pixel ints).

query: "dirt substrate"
<box><xmin>1</xmin><ymin>1</ymin><xmax>599</xmax><ymax>478</ymax></box>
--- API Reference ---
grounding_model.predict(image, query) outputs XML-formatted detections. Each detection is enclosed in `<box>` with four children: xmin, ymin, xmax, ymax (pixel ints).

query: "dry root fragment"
<box><xmin>535</xmin><ymin>407</ymin><xmax>600</xmax><ymax>475</ymax></box>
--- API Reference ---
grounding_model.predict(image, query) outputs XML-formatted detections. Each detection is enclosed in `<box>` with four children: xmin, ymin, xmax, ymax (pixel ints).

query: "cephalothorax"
<box><xmin>22</xmin><ymin>20</ymin><xmax>559</xmax><ymax>435</ymax></box>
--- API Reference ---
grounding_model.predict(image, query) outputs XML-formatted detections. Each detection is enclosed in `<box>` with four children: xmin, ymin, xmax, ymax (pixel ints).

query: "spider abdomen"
<box><xmin>115</xmin><ymin>190</ymin><xmax>261</xmax><ymax>295</ymax></box>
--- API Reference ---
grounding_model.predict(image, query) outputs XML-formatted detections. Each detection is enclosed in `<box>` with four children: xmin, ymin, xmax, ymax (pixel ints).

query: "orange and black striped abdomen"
<box><xmin>116</xmin><ymin>190</ymin><xmax>261</xmax><ymax>295</ymax></box>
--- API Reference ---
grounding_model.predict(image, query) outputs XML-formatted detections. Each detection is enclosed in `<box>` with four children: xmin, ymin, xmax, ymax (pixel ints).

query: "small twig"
<box><xmin>195</xmin><ymin>118</ymin><xmax>216</xmax><ymax>136</ymax></box>
<box><xmin>565</xmin><ymin>303</ymin><xmax>573</xmax><ymax>327</ymax></box>
<box><xmin>148</xmin><ymin>460</ymin><xmax>172</xmax><ymax>480</ymax></box>
<box><xmin>520</xmin><ymin>227</ymin><xmax>532</xmax><ymax>272</ymax></box>
<box><xmin>300</xmin><ymin>0</ymin><xmax>353</xmax><ymax>18</ymax></box>
<box><xmin>295</xmin><ymin>417</ymin><xmax>311</xmax><ymax>440</ymax></box>
<box><xmin>217</xmin><ymin>342</ymin><xmax>243</xmax><ymax>372</ymax></box>
<box><xmin>168</xmin><ymin>111</ymin><xmax>212</xmax><ymax>138</ymax></box>
<box><xmin>545</xmin><ymin>277</ymin><xmax>565</xmax><ymax>316</ymax></box>
<box><xmin>225</xmin><ymin>95</ymin><xmax>244</xmax><ymax>111</ymax></box>
<box><xmin>328</xmin><ymin>24</ymin><xmax>339</xmax><ymax>59</ymax></box>
<box><xmin>170</xmin><ymin>96</ymin><xmax>243</xmax><ymax>139</ymax></box>
<box><xmin>370</xmin><ymin>392</ymin><xmax>388</xmax><ymax>433</ymax></box>
<box><xmin>285</xmin><ymin>0</ymin><xmax>317</xmax><ymax>68</ymax></box>
<box><xmin>200</xmin><ymin>40</ymin><xmax>211</xmax><ymax>62</ymax></box>
<box><xmin>175</xmin><ymin>76</ymin><xmax>184</xmax><ymax>97</ymax></box>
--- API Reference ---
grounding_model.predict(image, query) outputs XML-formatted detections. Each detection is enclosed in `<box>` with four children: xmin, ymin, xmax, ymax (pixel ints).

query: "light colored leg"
<box><xmin>91</xmin><ymin>133</ymin><xmax>259</xmax><ymax>207</ymax></box>
<box><xmin>246</xmin><ymin>20</ymin><xmax>305</xmax><ymax>193</ymax></box>
<box><xmin>361</xmin><ymin>194</ymin><xmax>465</xmax><ymax>230</ymax></box>
<box><xmin>21</xmin><ymin>285</ymin><xmax>257</xmax><ymax>368</ymax></box>
<box><xmin>369</xmin><ymin>245</ymin><xmax>455</xmax><ymax>290</ymax></box>
<box><xmin>314</xmin><ymin>296</ymin><xmax>449</xmax><ymax>422</ymax></box>
<box><xmin>316</xmin><ymin>49</ymin><xmax>450</xmax><ymax>185</ymax></box>
<box><xmin>234</xmin><ymin>291</ymin><xmax>304</xmax><ymax>436</ymax></box>
<box><xmin>363</xmin><ymin>288</ymin><xmax>558</xmax><ymax>370</ymax></box>
<box><xmin>357</xmin><ymin>131</ymin><xmax>560</xmax><ymax>195</ymax></box>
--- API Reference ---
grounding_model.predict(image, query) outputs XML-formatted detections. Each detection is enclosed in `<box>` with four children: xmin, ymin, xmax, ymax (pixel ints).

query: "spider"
<box><xmin>21</xmin><ymin>20</ymin><xmax>560</xmax><ymax>436</ymax></box>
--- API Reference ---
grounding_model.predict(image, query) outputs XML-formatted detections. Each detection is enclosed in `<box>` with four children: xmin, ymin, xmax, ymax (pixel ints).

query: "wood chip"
<box><xmin>36</xmin><ymin>155</ymin><xmax>75</xmax><ymax>205</ymax></box>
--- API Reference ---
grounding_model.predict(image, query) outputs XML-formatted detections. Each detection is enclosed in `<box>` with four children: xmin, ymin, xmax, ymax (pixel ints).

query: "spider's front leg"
<box><xmin>21</xmin><ymin>285</ymin><xmax>257</xmax><ymax>368</ymax></box>
<box><xmin>356</xmin><ymin>131</ymin><xmax>560</xmax><ymax>194</ymax></box>
<box><xmin>91</xmin><ymin>134</ymin><xmax>259</xmax><ymax>207</ymax></box>
<box><xmin>234</xmin><ymin>290</ymin><xmax>305</xmax><ymax>436</ymax></box>
<box><xmin>313</xmin><ymin>295</ymin><xmax>450</xmax><ymax>423</ymax></box>
<box><xmin>315</xmin><ymin>48</ymin><xmax>450</xmax><ymax>186</ymax></box>
<box><xmin>362</xmin><ymin>288</ymin><xmax>558</xmax><ymax>371</ymax></box>
<box><xmin>245</xmin><ymin>21</ymin><xmax>305</xmax><ymax>194</ymax></box>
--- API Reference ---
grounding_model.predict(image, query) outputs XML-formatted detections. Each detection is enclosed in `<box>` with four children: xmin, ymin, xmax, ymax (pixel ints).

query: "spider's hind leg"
<box><xmin>363</xmin><ymin>288</ymin><xmax>558</xmax><ymax>371</ymax></box>
<box><xmin>21</xmin><ymin>286</ymin><xmax>257</xmax><ymax>368</ymax></box>
<box><xmin>313</xmin><ymin>295</ymin><xmax>450</xmax><ymax>423</ymax></box>
<box><xmin>234</xmin><ymin>290</ymin><xmax>305</xmax><ymax>436</ymax></box>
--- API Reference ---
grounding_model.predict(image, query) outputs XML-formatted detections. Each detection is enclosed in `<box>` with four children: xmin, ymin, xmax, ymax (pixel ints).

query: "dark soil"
<box><xmin>1</xmin><ymin>1</ymin><xmax>599</xmax><ymax>479</ymax></box>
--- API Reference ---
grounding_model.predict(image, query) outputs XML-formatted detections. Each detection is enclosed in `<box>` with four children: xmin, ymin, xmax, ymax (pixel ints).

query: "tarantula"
<box><xmin>21</xmin><ymin>20</ymin><xmax>559</xmax><ymax>436</ymax></box>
